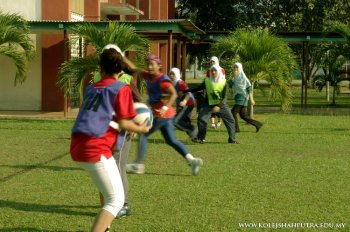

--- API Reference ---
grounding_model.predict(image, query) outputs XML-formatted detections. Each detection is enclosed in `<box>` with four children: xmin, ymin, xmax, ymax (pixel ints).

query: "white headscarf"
<box><xmin>232</xmin><ymin>62</ymin><xmax>251</xmax><ymax>96</ymax></box>
<box><xmin>169</xmin><ymin>67</ymin><xmax>181</xmax><ymax>85</ymax></box>
<box><xmin>210</xmin><ymin>56</ymin><xmax>219</xmax><ymax>65</ymax></box>
<box><xmin>210</xmin><ymin>64</ymin><xmax>225</xmax><ymax>83</ymax></box>
<box><xmin>103</xmin><ymin>44</ymin><xmax>124</xmax><ymax>57</ymax></box>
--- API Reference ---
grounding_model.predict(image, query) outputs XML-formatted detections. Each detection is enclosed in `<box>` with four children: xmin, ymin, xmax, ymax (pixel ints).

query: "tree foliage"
<box><xmin>57</xmin><ymin>22</ymin><xmax>149</xmax><ymax>98</ymax></box>
<box><xmin>313</xmin><ymin>22</ymin><xmax>350</xmax><ymax>105</ymax></box>
<box><xmin>211</xmin><ymin>28</ymin><xmax>298</xmax><ymax>111</ymax></box>
<box><xmin>177</xmin><ymin>0</ymin><xmax>350</xmax><ymax>32</ymax></box>
<box><xmin>0</xmin><ymin>11</ymin><xmax>35</xmax><ymax>85</ymax></box>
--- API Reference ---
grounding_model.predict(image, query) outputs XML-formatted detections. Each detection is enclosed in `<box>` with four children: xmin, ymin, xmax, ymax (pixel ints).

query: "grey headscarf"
<box><xmin>231</xmin><ymin>62</ymin><xmax>251</xmax><ymax>97</ymax></box>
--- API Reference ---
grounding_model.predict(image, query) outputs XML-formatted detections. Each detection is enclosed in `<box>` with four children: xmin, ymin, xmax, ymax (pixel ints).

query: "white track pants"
<box><xmin>76</xmin><ymin>155</ymin><xmax>124</xmax><ymax>217</ymax></box>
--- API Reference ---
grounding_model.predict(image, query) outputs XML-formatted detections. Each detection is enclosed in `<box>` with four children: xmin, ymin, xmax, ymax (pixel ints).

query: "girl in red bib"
<box><xmin>71</xmin><ymin>47</ymin><xmax>150</xmax><ymax>232</ymax></box>
<box><xmin>124</xmin><ymin>55</ymin><xmax>203</xmax><ymax>176</ymax></box>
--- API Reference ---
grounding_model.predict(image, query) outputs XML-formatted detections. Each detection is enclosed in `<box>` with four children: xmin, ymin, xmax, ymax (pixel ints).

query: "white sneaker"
<box><xmin>189</xmin><ymin>158</ymin><xmax>203</xmax><ymax>176</ymax></box>
<box><xmin>216</xmin><ymin>122</ymin><xmax>221</xmax><ymax>128</ymax></box>
<box><xmin>211</xmin><ymin>123</ymin><xmax>216</xmax><ymax>129</ymax></box>
<box><xmin>126</xmin><ymin>163</ymin><xmax>145</xmax><ymax>174</ymax></box>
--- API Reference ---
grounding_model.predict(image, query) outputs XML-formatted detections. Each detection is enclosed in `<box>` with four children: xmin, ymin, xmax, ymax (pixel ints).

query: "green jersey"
<box><xmin>204</xmin><ymin>78</ymin><xmax>226</xmax><ymax>105</ymax></box>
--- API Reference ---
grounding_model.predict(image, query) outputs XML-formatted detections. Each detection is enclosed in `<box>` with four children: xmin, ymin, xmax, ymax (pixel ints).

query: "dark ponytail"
<box><xmin>99</xmin><ymin>48</ymin><xmax>126</xmax><ymax>75</ymax></box>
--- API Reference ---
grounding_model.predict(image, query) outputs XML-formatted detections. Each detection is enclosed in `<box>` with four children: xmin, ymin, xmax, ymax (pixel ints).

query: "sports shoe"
<box><xmin>211</xmin><ymin>123</ymin><xmax>216</xmax><ymax>129</ymax></box>
<box><xmin>228</xmin><ymin>139</ymin><xmax>239</xmax><ymax>144</ymax></box>
<box><xmin>189</xmin><ymin>127</ymin><xmax>198</xmax><ymax>139</ymax></box>
<box><xmin>189</xmin><ymin>158</ymin><xmax>203</xmax><ymax>176</ymax></box>
<box><xmin>126</xmin><ymin>163</ymin><xmax>145</xmax><ymax>174</ymax></box>
<box><xmin>198</xmin><ymin>139</ymin><xmax>205</xmax><ymax>144</ymax></box>
<box><xmin>256</xmin><ymin>124</ymin><xmax>263</xmax><ymax>133</ymax></box>
<box><xmin>216</xmin><ymin>122</ymin><xmax>221</xmax><ymax>128</ymax></box>
<box><xmin>116</xmin><ymin>203</ymin><xmax>131</xmax><ymax>218</ymax></box>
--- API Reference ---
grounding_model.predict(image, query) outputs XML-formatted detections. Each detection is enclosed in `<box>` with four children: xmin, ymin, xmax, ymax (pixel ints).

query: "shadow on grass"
<box><xmin>0</xmin><ymin>200</ymin><xmax>96</xmax><ymax>217</ymax></box>
<box><xmin>0</xmin><ymin>164</ymin><xmax>82</xmax><ymax>172</ymax></box>
<box><xmin>0</xmin><ymin>228</ymin><xmax>83</xmax><ymax>232</ymax></box>
<box><xmin>142</xmin><ymin>172</ymin><xmax>191</xmax><ymax>177</ymax></box>
<box><xmin>264</xmin><ymin>127</ymin><xmax>349</xmax><ymax>135</ymax></box>
<box><xmin>0</xmin><ymin>152</ymin><xmax>70</xmax><ymax>183</ymax></box>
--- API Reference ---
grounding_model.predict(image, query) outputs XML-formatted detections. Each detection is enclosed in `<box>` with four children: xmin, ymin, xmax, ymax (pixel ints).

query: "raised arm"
<box><xmin>247</xmin><ymin>86</ymin><xmax>255</xmax><ymax>105</ymax></box>
<box><xmin>122</xmin><ymin>56</ymin><xmax>144</xmax><ymax>102</ymax></box>
<box><xmin>182</xmin><ymin>81</ymin><xmax>205</xmax><ymax>93</ymax></box>
<box><xmin>123</xmin><ymin>56</ymin><xmax>139</xmax><ymax>74</ymax></box>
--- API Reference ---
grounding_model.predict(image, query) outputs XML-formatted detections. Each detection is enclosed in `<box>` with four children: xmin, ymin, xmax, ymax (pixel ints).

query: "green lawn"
<box><xmin>186</xmin><ymin>77</ymin><xmax>350</xmax><ymax>109</ymax></box>
<box><xmin>0</xmin><ymin>114</ymin><xmax>349</xmax><ymax>231</ymax></box>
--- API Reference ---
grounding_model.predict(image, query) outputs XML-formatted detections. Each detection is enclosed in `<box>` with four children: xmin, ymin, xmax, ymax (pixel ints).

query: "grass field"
<box><xmin>187</xmin><ymin>78</ymin><xmax>350</xmax><ymax>109</ymax></box>
<box><xmin>0</xmin><ymin>113</ymin><xmax>349</xmax><ymax>231</ymax></box>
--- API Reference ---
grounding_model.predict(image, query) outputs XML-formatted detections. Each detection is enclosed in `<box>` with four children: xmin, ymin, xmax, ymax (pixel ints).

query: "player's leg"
<box><xmin>78</xmin><ymin>156</ymin><xmax>124</xmax><ymax>232</ymax></box>
<box><xmin>127</xmin><ymin>118</ymin><xmax>165</xmax><ymax>174</ymax></box>
<box><xmin>174</xmin><ymin>105</ymin><xmax>197</xmax><ymax>138</ymax></box>
<box><xmin>216</xmin><ymin>114</ymin><xmax>222</xmax><ymax>128</ymax></box>
<box><xmin>174</xmin><ymin>106</ymin><xmax>189</xmax><ymax>132</ymax></box>
<box><xmin>159</xmin><ymin>118</ymin><xmax>203</xmax><ymax>176</ymax></box>
<box><xmin>210</xmin><ymin>113</ymin><xmax>216</xmax><ymax>128</ymax></box>
<box><xmin>219</xmin><ymin>104</ymin><xmax>238</xmax><ymax>143</ymax></box>
<box><xmin>239</xmin><ymin>106</ymin><xmax>263</xmax><ymax>132</ymax></box>
<box><xmin>231</xmin><ymin>104</ymin><xmax>241</xmax><ymax>132</ymax></box>
<box><xmin>114</xmin><ymin>132</ymin><xmax>132</xmax><ymax>217</ymax></box>
<box><xmin>197</xmin><ymin>105</ymin><xmax>212</xmax><ymax>143</ymax></box>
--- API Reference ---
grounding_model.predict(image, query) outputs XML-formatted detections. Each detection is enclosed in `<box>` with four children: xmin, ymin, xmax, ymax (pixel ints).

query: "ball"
<box><xmin>133</xmin><ymin>102</ymin><xmax>153</xmax><ymax>127</ymax></box>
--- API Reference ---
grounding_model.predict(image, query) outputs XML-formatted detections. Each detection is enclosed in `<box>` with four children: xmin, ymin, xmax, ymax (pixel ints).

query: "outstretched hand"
<box><xmin>212</xmin><ymin>106</ymin><xmax>220</xmax><ymax>113</ymax></box>
<box><xmin>179</xmin><ymin>100</ymin><xmax>187</xmax><ymax>107</ymax></box>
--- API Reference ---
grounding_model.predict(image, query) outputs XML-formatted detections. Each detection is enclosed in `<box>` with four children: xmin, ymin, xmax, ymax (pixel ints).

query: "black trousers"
<box><xmin>197</xmin><ymin>103</ymin><xmax>236</xmax><ymax>142</ymax></box>
<box><xmin>174</xmin><ymin>105</ymin><xmax>197</xmax><ymax>139</ymax></box>
<box><xmin>231</xmin><ymin>104</ymin><xmax>262</xmax><ymax>132</ymax></box>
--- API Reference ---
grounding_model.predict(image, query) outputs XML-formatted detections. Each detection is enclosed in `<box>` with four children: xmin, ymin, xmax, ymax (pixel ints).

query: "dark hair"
<box><xmin>99</xmin><ymin>48</ymin><xmax>125</xmax><ymax>75</ymax></box>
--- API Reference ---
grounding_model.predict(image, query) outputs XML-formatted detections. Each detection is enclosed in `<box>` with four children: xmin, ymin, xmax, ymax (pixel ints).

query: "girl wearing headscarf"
<box><xmin>169</xmin><ymin>67</ymin><xmax>198</xmax><ymax>139</ymax></box>
<box><xmin>184</xmin><ymin>64</ymin><xmax>238</xmax><ymax>144</ymax></box>
<box><xmin>123</xmin><ymin>55</ymin><xmax>203</xmax><ymax>176</ymax></box>
<box><xmin>206</xmin><ymin>56</ymin><xmax>225</xmax><ymax>129</ymax></box>
<box><xmin>228</xmin><ymin>62</ymin><xmax>262</xmax><ymax>132</ymax></box>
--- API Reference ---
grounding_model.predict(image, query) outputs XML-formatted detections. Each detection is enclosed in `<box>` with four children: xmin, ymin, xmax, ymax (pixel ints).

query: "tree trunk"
<box><xmin>332</xmin><ymin>84</ymin><xmax>336</xmax><ymax>105</ymax></box>
<box><xmin>326</xmin><ymin>81</ymin><xmax>330</xmax><ymax>102</ymax></box>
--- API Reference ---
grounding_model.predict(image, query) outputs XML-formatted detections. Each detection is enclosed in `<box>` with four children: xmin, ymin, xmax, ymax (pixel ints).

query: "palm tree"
<box><xmin>312</xmin><ymin>45</ymin><xmax>350</xmax><ymax>105</ymax></box>
<box><xmin>211</xmin><ymin>28</ymin><xmax>298</xmax><ymax>113</ymax></box>
<box><xmin>312</xmin><ymin>21</ymin><xmax>350</xmax><ymax>105</ymax></box>
<box><xmin>0</xmin><ymin>11</ymin><xmax>35</xmax><ymax>85</ymax></box>
<box><xmin>57</xmin><ymin>22</ymin><xmax>149</xmax><ymax>100</ymax></box>
<box><xmin>331</xmin><ymin>21</ymin><xmax>350</xmax><ymax>58</ymax></box>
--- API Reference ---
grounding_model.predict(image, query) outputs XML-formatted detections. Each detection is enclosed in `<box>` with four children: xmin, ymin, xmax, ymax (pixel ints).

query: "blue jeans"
<box><xmin>136</xmin><ymin>117</ymin><xmax>189</xmax><ymax>163</ymax></box>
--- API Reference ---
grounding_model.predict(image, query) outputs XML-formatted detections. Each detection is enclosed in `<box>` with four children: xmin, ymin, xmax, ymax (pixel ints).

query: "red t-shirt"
<box><xmin>143</xmin><ymin>71</ymin><xmax>175</xmax><ymax>118</ymax></box>
<box><xmin>177</xmin><ymin>81</ymin><xmax>194</xmax><ymax>106</ymax></box>
<box><xmin>70</xmin><ymin>76</ymin><xmax>136</xmax><ymax>162</ymax></box>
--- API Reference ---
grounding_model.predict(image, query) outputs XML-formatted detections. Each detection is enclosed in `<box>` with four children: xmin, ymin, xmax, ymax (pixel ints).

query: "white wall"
<box><xmin>0</xmin><ymin>0</ymin><xmax>42</xmax><ymax>110</ymax></box>
<box><xmin>0</xmin><ymin>0</ymin><xmax>42</xmax><ymax>20</ymax></box>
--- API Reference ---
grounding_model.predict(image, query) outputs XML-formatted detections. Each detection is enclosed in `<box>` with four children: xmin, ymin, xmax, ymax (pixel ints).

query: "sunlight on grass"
<box><xmin>0</xmin><ymin>114</ymin><xmax>349</xmax><ymax>231</ymax></box>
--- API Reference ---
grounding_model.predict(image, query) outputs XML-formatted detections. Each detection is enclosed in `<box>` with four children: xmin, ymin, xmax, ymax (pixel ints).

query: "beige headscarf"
<box><xmin>210</xmin><ymin>64</ymin><xmax>225</xmax><ymax>83</ymax></box>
